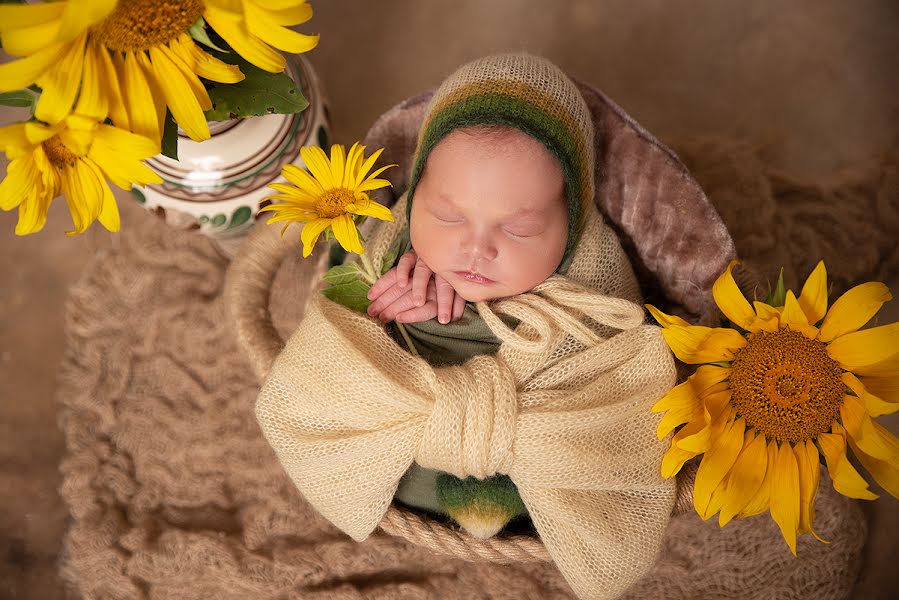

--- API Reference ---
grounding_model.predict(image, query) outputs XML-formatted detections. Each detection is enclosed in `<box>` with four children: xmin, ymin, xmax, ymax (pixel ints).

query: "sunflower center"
<box><xmin>42</xmin><ymin>137</ymin><xmax>78</xmax><ymax>168</ymax></box>
<box><xmin>91</xmin><ymin>0</ymin><xmax>205</xmax><ymax>52</ymax></box>
<box><xmin>729</xmin><ymin>327</ymin><xmax>844</xmax><ymax>444</ymax></box>
<box><xmin>316</xmin><ymin>188</ymin><xmax>355</xmax><ymax>218</ymax></box>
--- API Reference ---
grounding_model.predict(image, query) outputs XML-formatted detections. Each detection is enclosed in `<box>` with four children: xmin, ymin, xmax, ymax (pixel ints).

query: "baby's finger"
<box><xmin>411</xmin><ymin>259</ymin><xmax>432</xmax><ymax>307</ymax></box>
<box><xmin>367</xmin><ymin>282</ymin><xmax>406</xmax><ymax>317</ymax></box>
<box><xmin>395</xmin><ymin>301</ymin><xmax>439</xmax><ymax>324</ymax></box>
<box><xmin>367</xmin><ymin>268</ymin><xmax>398</xmax><ymax>301</ymax></box>
<box><xmin>396</xmin><ymin>251</ymin><xmax>418</xmax><ymax>288</ymax></box>
<box><xmin>434</xmin><ymin>275</ymin><xmax>456</xmax><ymax>324</ymax></box>
<box><xmin>378</xmin><ymin>291</ymin><xmax>420</xmax><ymax>323</ymax></box>
<box><xmin>451</xmin><ymin>290</ymin><xmax>466</xmax><ymax>322</ymax></box>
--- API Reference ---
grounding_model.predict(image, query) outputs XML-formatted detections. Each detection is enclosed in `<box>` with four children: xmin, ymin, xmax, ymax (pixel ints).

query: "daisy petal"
<box><xmin>282</xmin><ymin>163</ymin><xmax>325</xmax><ymax>194</ymax></box>
<box><xmin>299</xmin><ymin>146</ymin><xmax>336</xmax><ymax>189</ymax></box>
<box><xmin>769</xmin><ymin>441</ymin><xmax>801</xmax><ymax>555</ymax></box>
<box><xmin>349</xmin><ymin>197</ymin><xmax>394</xmax><ymax>222</ymax></box>
<box><xmin>300</xmin><ymin>218</ymin><xmax>332</xmax><ymax>257</ymax></box>
<box><xmin>818</xmin><ymin>281</ymin><xmax>893</xmax><ymax>343</ymax></box>
<box><xmin>331</xmin><ymin>214</ymin><xmax>365</xmax><ymax>255</ymax></box>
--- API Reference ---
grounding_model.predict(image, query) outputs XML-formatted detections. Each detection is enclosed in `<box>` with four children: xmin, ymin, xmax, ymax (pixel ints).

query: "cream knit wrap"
<box><xmin>255</xmin><ymin>194</ymin><xmax>678</xmax><ymax>600</ymax></box>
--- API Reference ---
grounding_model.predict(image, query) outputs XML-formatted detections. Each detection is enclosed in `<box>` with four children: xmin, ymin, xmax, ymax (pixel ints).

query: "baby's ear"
<box><xmin>576</xmin><ymin>81</ymin><xmax>735</xmax><ymax>325</ymax></box>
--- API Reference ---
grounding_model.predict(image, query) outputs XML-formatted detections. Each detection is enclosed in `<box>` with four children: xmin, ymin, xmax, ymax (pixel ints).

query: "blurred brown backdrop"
<box><xmin>1</xmin><ymin>1</ymin><xmax>897</xmax><ymax>598</ymax></box>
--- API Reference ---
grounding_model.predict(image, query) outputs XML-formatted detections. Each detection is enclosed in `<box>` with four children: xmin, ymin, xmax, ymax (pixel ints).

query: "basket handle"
<box><xmin>224</xmin><ymin>222</ymin><xmax>323</xmax><ymax>381</ymax></box>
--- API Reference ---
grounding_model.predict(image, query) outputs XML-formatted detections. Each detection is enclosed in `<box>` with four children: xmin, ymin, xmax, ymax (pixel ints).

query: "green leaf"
<box><xmin>765</xmin><ymin>268</ymin><xmax>786</xmax><ymax>307</ymax></box>
<box><xmin>0</xmin><ymin>90</ymin><xmax>35</xmax><ymax>108</ymax></box>
<box><xmin>204</xmin><ymin>53</ymin><xmax>308</xmax><ymax>121</ymax></box>
<box><xmin>322</xmin><ymin>263</ymin><xmax>363</xmax><ymax>286</ymax></box>
<box><xmin>380</xmin><ymin>240</ymin><xmax>402</xmax><ymax>275</ymax></box>
<box><xmin>321</xmin><ymin>278</ymin><xmax>372</xmax><ymax>313</ymax></box>
<box><xmin>188</xmin><ymin>17</ymin><xmax>228</xmax><ymax>53</ymax></box>
<box><xmin>160</xmin><ymin>110</ymin><xmax>178</xmax><ymax>160</ymax></box>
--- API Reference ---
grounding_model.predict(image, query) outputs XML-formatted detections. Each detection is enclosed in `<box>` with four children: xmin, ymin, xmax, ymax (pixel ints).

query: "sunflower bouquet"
<box><xmin>0</xmin><ymin>0</ymin><xmax>318</xmax><ymax>236</ymax></box>
<box><xmin>648</xmin><ymin>261</ymin><xmax>898</xmax><ymax>554</ymax></box>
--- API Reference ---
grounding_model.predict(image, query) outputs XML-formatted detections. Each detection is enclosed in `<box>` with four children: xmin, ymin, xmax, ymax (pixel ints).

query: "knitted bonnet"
<box><xmin>406</xmin><ymin>52</ymin><xmax>596</xmax><ymax>264</ymax></box>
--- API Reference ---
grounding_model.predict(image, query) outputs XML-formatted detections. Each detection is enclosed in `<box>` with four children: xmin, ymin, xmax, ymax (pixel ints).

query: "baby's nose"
<box><xmin>464</xmin><ymin>233</ymin><xmax>498</xmax><ymax>261</ymax></box>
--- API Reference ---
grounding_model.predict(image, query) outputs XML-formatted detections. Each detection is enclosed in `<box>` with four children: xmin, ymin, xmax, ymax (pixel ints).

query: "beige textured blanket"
<box><xmin>256</xmin><ymin>194</ymin><xmax>676</xmax><ymax>600</ymax></box>
<box><xmin>57</xmin><ymin>139</ymin><xmax>897</xmax><ymax>597</ymax></box>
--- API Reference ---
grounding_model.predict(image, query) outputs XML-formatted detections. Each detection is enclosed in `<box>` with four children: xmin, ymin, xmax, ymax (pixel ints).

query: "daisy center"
<box><xmin>316</xmin><ymin>188</ymin><xmax>356</xmax><ymax>218</ymax></box>
<box><xmin>42</xmin><ymin>137</ymin><xmax>78</xmax><ymax>168</ymax></box>
<box><xmin>729</xmin><ymin>327</ymin><xmax>844</xmax><ymax>444</ymax></box>
<box><xmin>91</xmin><ymin>0</ymin><xmax>205</xmax><ymax>52</ymax></box>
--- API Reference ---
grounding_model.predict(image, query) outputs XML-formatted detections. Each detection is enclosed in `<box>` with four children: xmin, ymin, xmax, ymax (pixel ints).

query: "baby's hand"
<box><xmin>367</xmin><ymin>250</ymin><xmax>466</xmax><ymax>324</ymax></box>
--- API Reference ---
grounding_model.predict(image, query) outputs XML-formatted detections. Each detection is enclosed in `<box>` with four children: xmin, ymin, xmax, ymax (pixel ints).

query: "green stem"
<box><xmin>359</xmin><ymin>251</ymin><xmax>419</xmax><ymax>357</ymax></box>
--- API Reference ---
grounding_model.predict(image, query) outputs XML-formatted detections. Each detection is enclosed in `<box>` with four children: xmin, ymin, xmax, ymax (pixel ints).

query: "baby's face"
<box><xmin>410</xmin><ymin>128</ymin><xmax>568</xmax><ymax>302</ymax></box>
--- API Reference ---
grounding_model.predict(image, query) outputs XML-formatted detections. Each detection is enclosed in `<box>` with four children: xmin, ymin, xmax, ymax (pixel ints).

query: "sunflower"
<box><xmin>647</xmin><ymin>260</ymin><xmax>899</xmax><ymax>554</ymax></box>
<box><xmin>0</xmin><ymin>114</ymin><xmax>161</xmax><ymax>235</ymax></box>
<box><xmin>0</xmin><ymin>0</ymin><xmax>318</xmax><ymax>142</ymax></box>
<box><xmin>260</xmin><ymin>142</ymin><xmax>396</xmax><ymax>257</ymax></box>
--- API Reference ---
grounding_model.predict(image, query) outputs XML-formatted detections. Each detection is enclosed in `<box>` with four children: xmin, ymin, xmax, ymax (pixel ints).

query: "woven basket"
<box><xmin>225</xmin><ymin>81</ymin><xmax>736</xmax><ymax>563</ymax></box>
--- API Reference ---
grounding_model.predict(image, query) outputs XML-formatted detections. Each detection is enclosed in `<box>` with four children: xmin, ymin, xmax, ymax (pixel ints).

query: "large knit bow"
<box><xmin>256</xmin><ymin>272</ymin><xmax>677</xmax><ymax>600</ymax></box>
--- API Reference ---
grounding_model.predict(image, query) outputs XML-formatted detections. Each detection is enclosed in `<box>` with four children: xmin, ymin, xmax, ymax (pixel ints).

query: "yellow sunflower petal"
<box><xmin>693</xmin><ymin>417</ymin><xmax>746</xmax><ymax>520</ymax></box>
<box><xmin>158</xmin><ymin>43</ymin><xmax>212</xmax><ymax>110</ymax></box>
<box><xmin>264</xmin><ymin>2</ymin><xmax>313</xmax><ymax>26</ymax></box>
<box><xmin>844</xmin><ymin>427</ymin><xmax>899</xmax><ymax>499</ymax></box>
<box><xmin>0</xmin><ymin>2</ymin><xmax>65</xmax><ymax>31</ymax></box>
<box><xmin>862</xmin><ymin>376</ymin><xmax>899</xmax><ymax>408</ymax></box>
<box><xmin>852</xmin><ymin>353</ymin><xmax>899</xmax><ymax>378</ymax></box>
<box><xmin>645</xmin><ymin>304</ymin><xmax>692</xmax><ymax>329</ymax></box>
<box><xmin>818</xmin><ymin>281</ymin><xmax>893</xmax><ymax>343</ymax></box>
<box><xmin>353</xmin><ymin>146</ymin><xmax>383</xmax><ymax>185</ymax></box>
<box><xmin>660</xmin><ymin>420</ymin><xmax>704</xmax><ymax>479</ymax></box>
<box><xmin>675</xmin><ymin>387</ymin><xmax>733</xmax><ymax>453</ymax></box>
<box><xmin>769</xmin><ymin>441</ymin><xmax>801</xmax><ymax>556</ymax></box>
<box><xmin>826</xmin><ymin>321</ymin><xmax>899</xmax><ymax>371</ymax></box>
<box><xmin>244</xmin><ymin>0</ymin><xmax>319</xmax><ymax>54</ymax></box>
<box><xmin>0</xmin><ymin>155</ymin><xmax>37</xmax><ymax>210</ymax></box>
<box><xmin>171</xmin><ymin>34</ymin><xmax>244</xmax><ymax>84</ymax></box>
<box><xmin>299</xmin><ymin>218</ymin><xmax>332</xmax><ymax>257</ymax></box>
<box><xmin>73</xmin><ymin>42</ymin><xmax>109</xmax><ymax>121</ymax></box>
<box><xmin>148</xmin><ymin>46</ymin><xmax>210</xmax><ymax>142</ymax></box>
<box><xmin>840</xmin><ymin>393</ymin><xmax>899</xmax><ymax>462</ymax></box>
<box><xmin>797</xmin><ymin>261</ymin><xmax>828</xmax><ymax>325</ymax></box>
<box><xmin>348</xmin><ymin>196</ymin><xmax>394</xmax><ymax>222</ymax></box>
<box><xmin>1</xmin><ymin>18</ymin><xmax>62</xmax><ymax>57</ymax></box>
<box><xmin>655</xmin><ymin>383</ymin><xmax>702</xmax><ymax>440</ymax></box>
<box><xmin>718</xmin><ymin>428</ymin><xmax>768</xmax><ymax>526</ymax></box>
<box><xmin>738</xmin><ymin>441</ymin><xmax>777</xmax><ymax>518</ymax></box>
<box><xmin>57</xmin><ymin>0</ymin><xmax>115</xmax><ymax>43</ymax></box>
<box><xmin>204</xmin><ymin>5</ymin><xmax>286</xmax><ymax>73</ymax></box>
<box><xmin>94</xmin><ymin>43</ymin><xmax>130</xmax><ymax>131</ymax></box>
<box><xmin>818</xmin><ymin>431</ymin><xmax>878</xmax><ymax>500</ymax></box>
<box><xmin>794</xmin><ymin>439</ymin><xmax>827</xmax><ymax>541</ymax></box>
<box><xmin>844</xmin><ymin>372</ymin><xmax>899</xmax><ymax>417</ymax></box>
<box><xmin>660</xmin><ymin>325</ymin><xmax>747</xmax><ymax>364</ymax></box>
<box><xmin>34</xmin><ymin>32</ymin><xmax>87</xmax><ymax>125</ymax></box>
<box><xmin>134</xmin><ymin>52</ymin><xmax>169</xmax><ymax>146</ymax></box>
<box><xmin>14</xmin><ymin>188</ymin><xmax>52</xmax><ymax>235</ymax></box>
<box><xmin>299</xmin><ymin>146</ymin><xmax>336</xmax><ymax>189</ymax></box>
<box><xmin>0</xmin><ymin>41</ymin><xmax>68</xmax><ymax>92</ymax></box>
<box><xmin>83</xmin><ymin>158</ymin><xmax>120</xmax><ymax>232</ymax></box>
<box><xmin>331</xmin><ymin>213</ymin><xmax>365</xmax><ymax>255</ymax></box>
<box><xmin>712</xmin><ymin>260</ymin><xmax>756</xmax><ymax>331</ymax></box>
<box><xmin>780</xmin><ymin>289</ymin><xmax>810</xmax><ymax>329</ymax></box>
<box><xmin>119</xmin><ymin>51</ymin><xmax>162</xmax><ymax>144</ymax></box>
<box><xmin>88</xmin><ymin>126</ymin><xmax>161</xmax><ymax>190</ymax></box>
<box><xmin>61</xmin><ymin>160</ymin><xmax>104</xmax><ymax>235</ymax></box>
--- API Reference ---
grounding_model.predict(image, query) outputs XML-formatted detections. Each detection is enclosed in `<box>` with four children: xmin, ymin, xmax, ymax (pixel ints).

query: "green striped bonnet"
<box><xmin>406</xmin><ymin>53</ymin><xmax>596</xmax><ymax>265</ymax></box>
